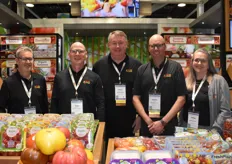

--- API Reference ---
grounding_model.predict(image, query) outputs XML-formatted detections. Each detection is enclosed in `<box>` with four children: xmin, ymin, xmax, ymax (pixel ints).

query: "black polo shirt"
<box><xmin>133</xmin><ymin>59</ymin><xmax>187</xmax><ymax>136</ymax></box>
<box><xmin>0</xmin><ymin>71</ymin><xmax>48</xmax><ymax>114</ymax></box>
<box><xmin>93</xmin><ymin>54</ymin><xmax>142</xmax><ymax>138</ymax></box>
<box><xmin>50</xmin><ymin>67</ymin><xmax>105</xmax><ymax>121</ymax></box>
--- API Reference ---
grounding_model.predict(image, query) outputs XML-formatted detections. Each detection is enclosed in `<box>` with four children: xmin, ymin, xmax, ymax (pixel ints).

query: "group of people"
<box><xmin>0</xmin><ymin>30</ymin><xmax>231</xmax><ymax>141</ymax></box>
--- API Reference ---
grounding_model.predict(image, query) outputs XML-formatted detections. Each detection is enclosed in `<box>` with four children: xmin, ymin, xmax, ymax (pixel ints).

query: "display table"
<box><xmin>105</xmin><ymin>138</ymin><xmax>115</xmax><ymax>164</ymax></box>
<box><xmin>0</xmin><ymin>122</ymin><xmax>105</xmax><ymax>164</ymax></box>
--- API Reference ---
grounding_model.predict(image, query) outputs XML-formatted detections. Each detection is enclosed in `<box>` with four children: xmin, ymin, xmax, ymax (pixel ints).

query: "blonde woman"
<box><xmin>180</xmin><ymin>48</ymin><xmax>231</xmax><ymax>134</ymax></box>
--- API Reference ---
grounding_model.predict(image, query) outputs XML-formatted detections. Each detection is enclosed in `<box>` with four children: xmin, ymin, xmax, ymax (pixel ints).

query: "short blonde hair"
<box><xmin>108</xmin><ymin>30</ymin><xmax>128</xmax><ymax>42</ymax></box>
<box><xmin>16</xmin><ymin>46</ymin><xmax>33</xmax><ymax>58</ymax></box>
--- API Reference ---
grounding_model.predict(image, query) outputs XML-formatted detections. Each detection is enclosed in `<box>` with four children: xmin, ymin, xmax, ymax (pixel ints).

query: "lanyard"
<box><xmin>112</xmin><ymin>62</ymin><xmax>126</xmax><ymax>84</ymax></box>
<box><xmin>21</xmin><ymin>80</ymin><xmax>33</xmax><ymax>106</ymax></box>
<box><xmin>152</xmin><ymin>58</ymin><xmax>167</xmax><ymax>91</ymax></box>
<box><xmin>69</xmin><ymin>66</ymin><xmax>88</xmax><ymax>97</ymax></box>
<box><xmin>191</xmin><ymin>75</ymin><xmax>206</xmax><ymax>111</ymax></box>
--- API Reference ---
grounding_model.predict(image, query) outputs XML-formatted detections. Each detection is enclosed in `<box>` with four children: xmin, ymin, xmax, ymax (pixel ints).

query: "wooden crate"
<box><xmin>0</xmin><ymin>122</ymin><xmax>105</xmax><ymax>164</ymax></box>
<box><xmin>105</xmin><ymin>138</ymin><xmax>115</xmax><ymax>164</ymax></box>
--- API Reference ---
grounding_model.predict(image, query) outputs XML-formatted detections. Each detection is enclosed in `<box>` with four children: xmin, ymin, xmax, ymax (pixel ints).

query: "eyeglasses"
<box><xmin>111</xmin><ymin>42</ymin><xmax>124</xmax><ymax>47</ymax></box>
<box><xmin>149</xmin><ymin>44</ymin><xmax>165</xmax><ymax>49</ymax></box>
<box><xmin>18</xmin><ymin>57</ymin><xmax>34</xmax><ymax>62</ymax></box>
<box><xmin>193</xmin><ymin>58</ymin><xmax>207</xmax><ymax>64</ymax></box>
<box><xmin>70</xmin><ymin>49</ymin><xmax>86</xmax><ymax>54</ymax></box>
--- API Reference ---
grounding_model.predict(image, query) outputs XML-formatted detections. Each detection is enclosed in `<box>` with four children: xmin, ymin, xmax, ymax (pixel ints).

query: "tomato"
<box><xmin>67</xmin><ymin>139</ymin><xmax>85</xmax><ymax>149</ymax></box>
<box><xmin>26</xmin><ymin>133</ymin><xmax>37</xmax><ymax>149</ymax></box>
<box><xmin>20</xmin><ymin>148</ymin><xmax>48</xmax><ymax>164</ymax></box>
<box><xmin>56</xmin><ymin>126</ymin><xmax>70</xmax><ymax>140</ymax></box>
<box><xmin>52</xmin><ymin>145</ymin><xmax>87</xmax><ymax>164</ymax></box>
<box><xmin>35</xmin><ymin>128</ymin><xmax>66</xmax><ymax>155</ymax></box>
<box><xmin>87</xmin><ymin>159</ymin><xmax>94</xmax><ymax>164</ymax></box>
<box><xmin>121</xmin><ymin>0</ymin><xmax>127</xmax><ymax>6</ymax></box>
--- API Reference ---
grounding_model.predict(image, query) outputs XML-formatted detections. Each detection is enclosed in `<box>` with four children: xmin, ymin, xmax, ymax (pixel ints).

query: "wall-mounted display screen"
<box><xmin>81</xmin><ymin>0</ymin><xmax>139</xmax><ymax>18</ymax></box>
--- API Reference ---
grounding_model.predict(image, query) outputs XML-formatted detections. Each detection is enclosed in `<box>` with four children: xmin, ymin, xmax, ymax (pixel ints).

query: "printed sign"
<box><xmin>34</xmin><ymin>60</ymin><xmax>51</xmax><ymax>67</ymax></box>
<box><xmin>6</xmin><ymin>37</ymin><xmax>22</xmax><ymax>44</ymax></box>
<box><xmin>169</xmin><ymin>36</ymin><xmax>187</xmax><ymax>44</ymax></box>
<box><xmin>34</xmin><ymin>37</ymin><xmax>51</xmax><ymax>44</ymax></box>
<box><xmin>6</xmin><ymin>60</ymin><xmax>16</xmax><ymax>68</ymax></box>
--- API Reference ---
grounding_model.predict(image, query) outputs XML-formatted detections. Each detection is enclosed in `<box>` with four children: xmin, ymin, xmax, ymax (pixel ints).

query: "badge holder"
<box><xmin>115</xmin><ymin>83</ymin><xmax>126</xmax><ymax>106</ymax></box>
<box><xmin>71</xmin><ymin>98</ymin><xmax>83</xmax><ymax>115</ymax></box>
<box><xmin>24</xmin><ymin>104</ymin><xmax>36</xmax><ymax>114</ymax></box>
<box><xmin>187</xmin><ymin>105</ymin><xmax>199</xmax><ymax>129</ymax></box>
<box><xmin>148</xmin><ymin>87</ymin><xmax>161</xmax><ymax>118</ymax></box>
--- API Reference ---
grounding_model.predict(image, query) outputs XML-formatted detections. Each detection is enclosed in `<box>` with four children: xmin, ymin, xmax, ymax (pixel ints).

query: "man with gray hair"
<box><xmin>0</xmin><ymin>46</ymin><xmax>48</xmax><ymax>114</ymax></box>
<box><xmin>93</xmin><ymin>30</ymin><xmax>142</xmax><ymax>140</ymax></box>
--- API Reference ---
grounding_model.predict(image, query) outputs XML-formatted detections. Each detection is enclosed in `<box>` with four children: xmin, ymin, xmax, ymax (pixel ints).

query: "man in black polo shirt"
<box><xmin>93</xmin><ymin>30</ymin><xmax>142</xmax><ymax>139</ymax></box>
<box><xmin>133</xmin><ymin>34</ymin><xmax>187</xmax><ymax>136</ymax></box>
<box><xmin>51</xmin><ymin>42</ymin><xmax>105</xmax><ymax>121</ymax></box>
<box><xmin>0</xmin><ymin>46</ymin><xmax>48</xmax><ymax>114</ymax></box>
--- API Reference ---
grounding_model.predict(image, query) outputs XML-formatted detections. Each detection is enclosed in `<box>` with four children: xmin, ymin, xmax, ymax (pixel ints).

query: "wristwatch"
<box><xmin>160</xmin><ymin>119</ymin><xmax>167</xmax><ymax>126</ymax></box>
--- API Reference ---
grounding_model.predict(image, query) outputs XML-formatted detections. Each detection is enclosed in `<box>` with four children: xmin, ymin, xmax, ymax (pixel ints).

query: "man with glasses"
<box><xmin>0</xmin><ymin>46</ymin><xmax>48</xmax><ymax>114</ymax></box>
<box><xmin>93</xmin><ymin>30</ymin><xmax>142</xmax><ymax>140</ymax></box>
<box><xmin>133</xmin><ymin>34</ymin><xmax>187</xmax><ymax>136</ymax></box>
<box><xmin>51</xmin><ymin>42</ymin><xmax>105</xmax><ymax>121</ymax></box>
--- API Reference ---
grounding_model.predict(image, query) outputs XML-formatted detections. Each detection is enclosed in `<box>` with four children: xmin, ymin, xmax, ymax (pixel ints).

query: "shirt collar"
<box><xmin>16</xmin><ymin>71</ymin><xmax>34</xmax><ymax>82</ymax></box>
<box><xmin>108</xmin><ymin>54</ymin><xmax>129</xmax><ymax>65</ymax></box>
<box><xmin>151</xmin><ymin>57</ymin><xmax>166</xmax><ymax>70</ymax></box>
<box><xmin>69</xmin><ymin>65</ymin><xmax>85</xmax><ymax>75</ymax></box>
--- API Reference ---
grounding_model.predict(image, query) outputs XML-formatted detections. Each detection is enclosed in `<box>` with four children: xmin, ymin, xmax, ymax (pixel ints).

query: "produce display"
<box><xmin>114</xmin><ymin>137</ymin><xmax>160</xmax><ymax>152</ymax></box>
<box><xmin>109</xmin><ymin>126</ymin><xmax>232</xmax><ymax>164</ymax></box>
<box><xmin>223</xmin><ymin>118</ymin><xmax>232</xmax><ymax>139</ymax></box>
<box><xmin>0</xmin><ymin>113</ymin><xmax>98</xmax><ymax>164</ymax></box>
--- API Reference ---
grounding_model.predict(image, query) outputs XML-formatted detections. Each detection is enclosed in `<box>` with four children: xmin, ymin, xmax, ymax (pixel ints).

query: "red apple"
<box><xmin>56</xmin><ymin>127</ymin><xmax>70</xmax><ymax>140</ymax></box>
<box><xmin>67</xmin><ymin>139</ymin><xmax>85</xmax><ymax>149</ymax></box>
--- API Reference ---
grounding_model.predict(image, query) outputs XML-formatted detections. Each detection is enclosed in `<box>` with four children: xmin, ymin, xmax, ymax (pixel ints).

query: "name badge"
<box><xmin>148</xmin><ymin>93</ymin><xmax>161</xmax><ymax>118</ymax></box>
<box><xmin>115</xmin><ymin>84</ymin><xmax>126</xmax><ymax>106</ymax></box>
<box><xmin>71</xmin><ymin>99</ymin><xmax>83</xmax><ymax>114</ymax></box>
<box><xmin>187</xmin><ymin>111</ymin><xmax>199</xmax><ymax>129</ymax></box>
<box><xmin>24</xmin><ymin>106</ymin><xmax>36</xmax><ymax>114</ymax></box>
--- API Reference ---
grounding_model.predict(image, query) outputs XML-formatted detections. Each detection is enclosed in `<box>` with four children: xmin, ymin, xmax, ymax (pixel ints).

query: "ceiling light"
<box><xmin>178</xmin><ymin>3</ymin><xmax>186</xmax><ymax>7</ymax></box>
<box><xmin>26</xmin><ymin>3</ymin><xmax>34</xmax><ymax>7</ymax></box>
<box><xmin>202</xmin><ymin>22</ymin><xmax>204</xmax><ymax>24</ymax></box>
<box><xmin>17</xmin><ymin>22</ymin><xmax>19</xmax><ymax>24</ymax></box>
<box><xmin>69</xmin><ymin>3</ymin><xmax>71</xmax><ymax>6</ymax></box>
<box><xmin>218</xmin><ymin>22</ymin><xmax>221</xmax><ymax>25</ymax></box>
<box><xmin>167</xmin><ymin>17</ymin><xmax>172</xmax><ymax>19</ymax></box>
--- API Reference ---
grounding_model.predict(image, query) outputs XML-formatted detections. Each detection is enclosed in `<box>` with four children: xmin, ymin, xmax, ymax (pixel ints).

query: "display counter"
<box><xmin>0</xmin><ymin>122</ymin><xmax>105</xmax><ymax>164</ymax></box>
<box><xmin>105</xmin><ymin>138</ymin><xmax>115</xmax><ymax>164</ymax></box>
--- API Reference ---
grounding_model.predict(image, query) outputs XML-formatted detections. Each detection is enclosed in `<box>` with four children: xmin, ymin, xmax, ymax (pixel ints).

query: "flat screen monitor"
<box><xmin>81</xmin><ymin>0</ymin><xmax>139</xmax><ymax>18</ymax></box>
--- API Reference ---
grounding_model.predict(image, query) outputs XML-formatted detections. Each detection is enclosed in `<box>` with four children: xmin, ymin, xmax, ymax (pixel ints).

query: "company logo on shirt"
<box><xmin>163</xmin><ymin>74</ymin><xmax>171</xmax><ymax>77</ymax></box>
<box><xmin>34</xmin><ymin>85</ymin><xmax>40</xmax><ymax>89</ymax></box>
<box><xmin>126</xmin><ymin>69</ymin><xmax>133</xmax><ymax>72</ymax></box>
<box><xmin>83</xmin><ymin>80</ymin><xmax>90</xmax><ymax>84</ymax></box>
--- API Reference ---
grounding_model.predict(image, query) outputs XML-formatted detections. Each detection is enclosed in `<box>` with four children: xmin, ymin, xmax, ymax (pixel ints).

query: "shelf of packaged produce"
<box><xmin>105</xmin><ymin>138</ymin><xmax>115</xmax><ymax>164</ymax></box>
<box><xmin>0</xmin><ymin>122</ymin><xmax>105</xmax><ymax>164</ymax></box>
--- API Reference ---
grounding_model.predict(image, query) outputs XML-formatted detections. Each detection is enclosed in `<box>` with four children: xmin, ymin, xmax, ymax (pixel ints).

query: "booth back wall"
<box><xmin>64</xmin><ymin>32</ymin><xmax>149</xmax><ymax>68</ymax></box>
